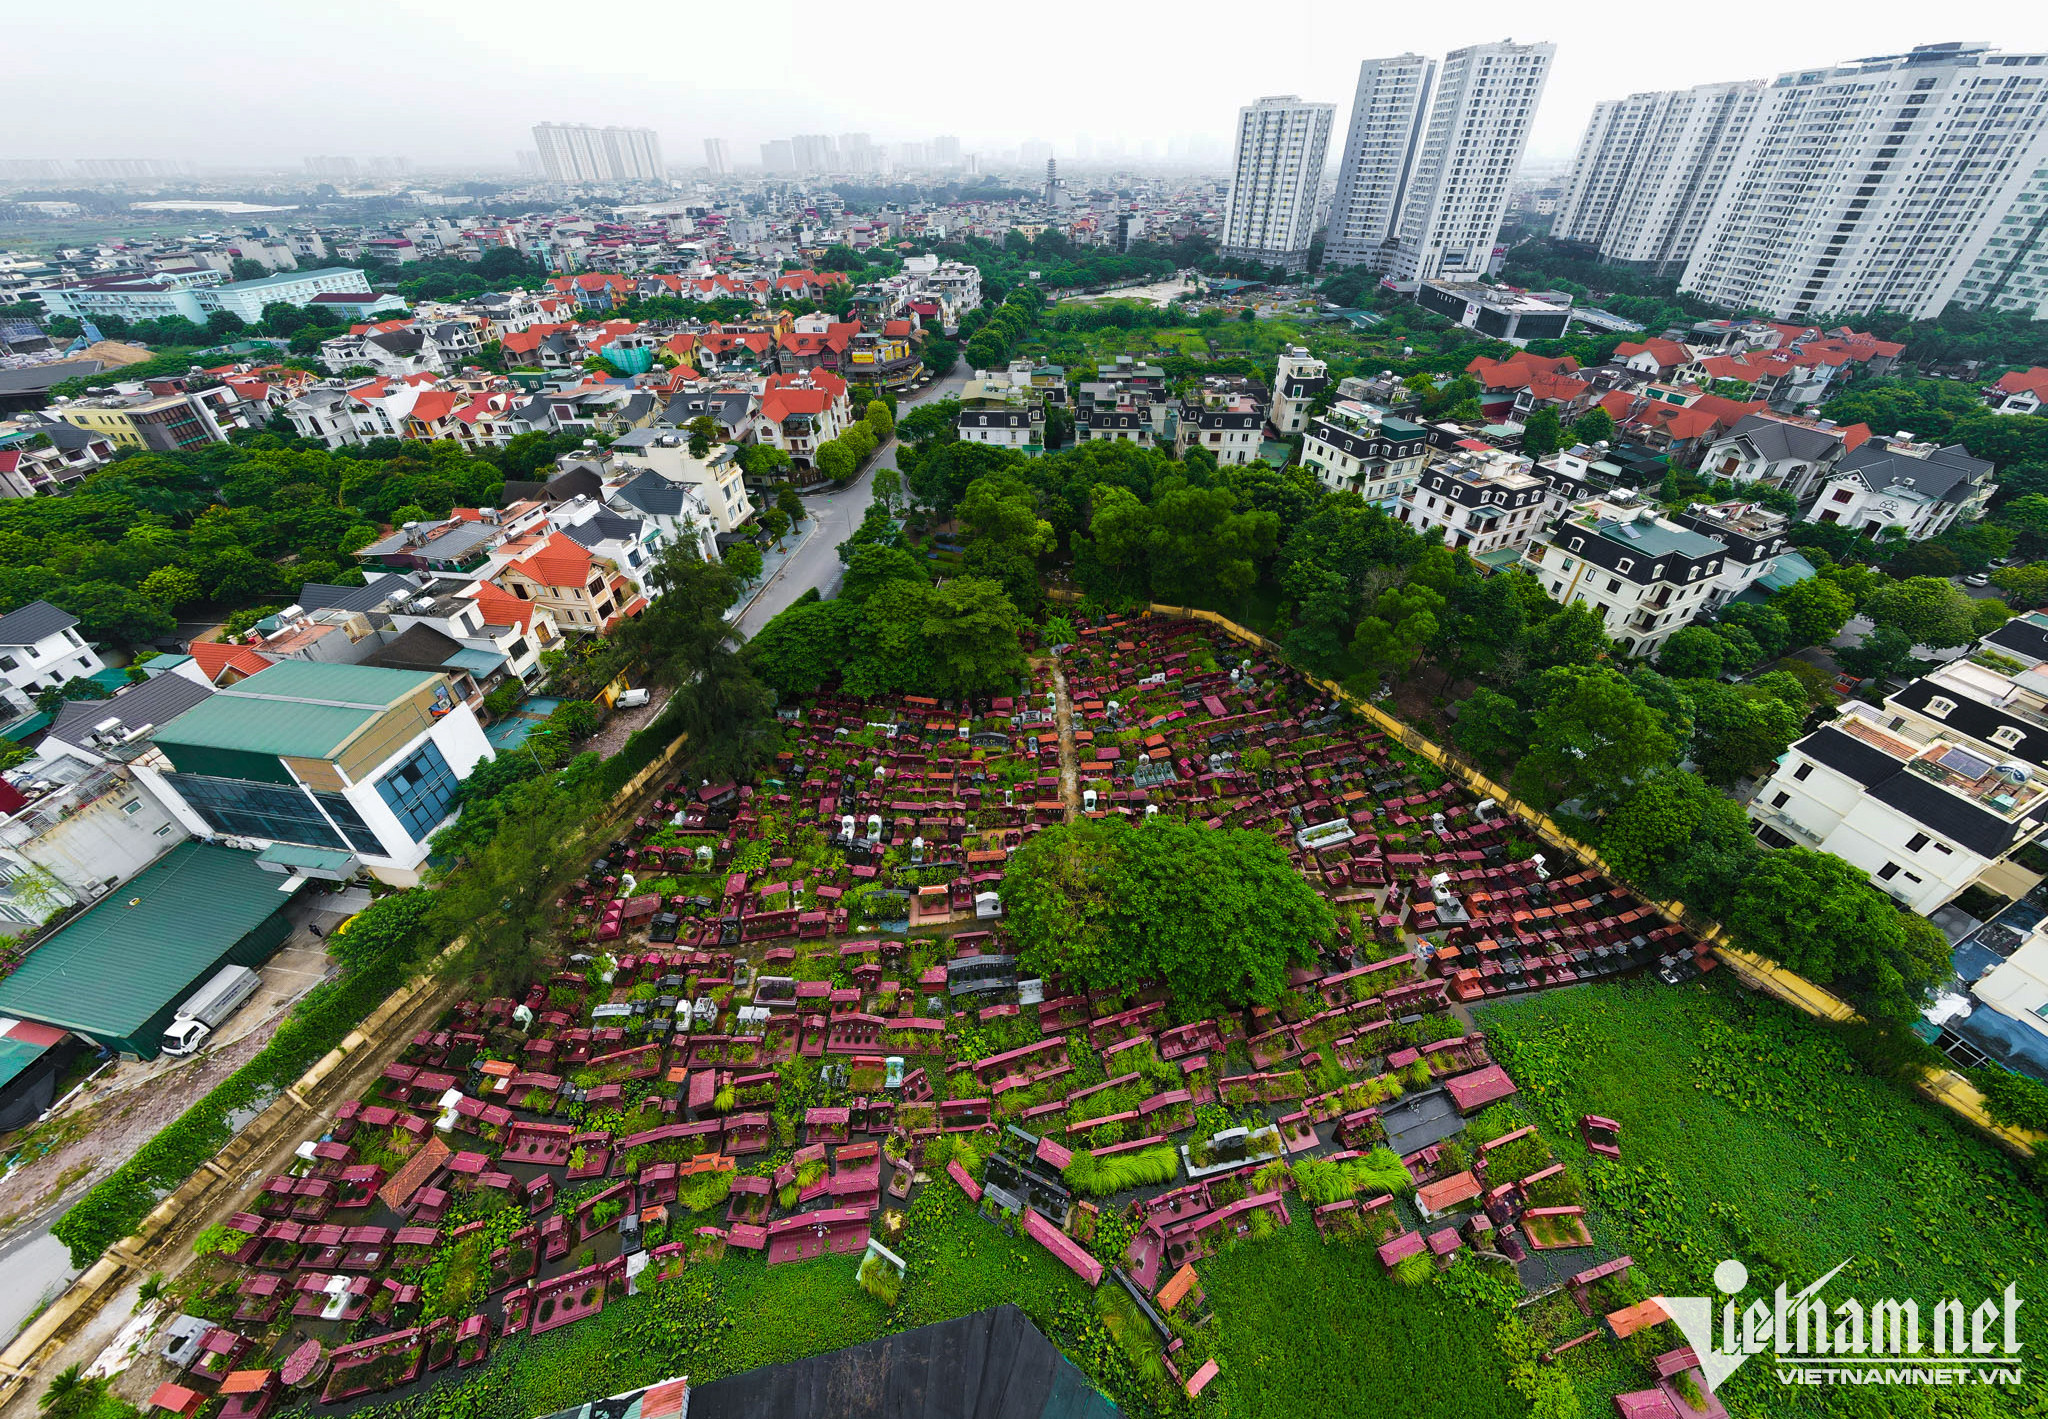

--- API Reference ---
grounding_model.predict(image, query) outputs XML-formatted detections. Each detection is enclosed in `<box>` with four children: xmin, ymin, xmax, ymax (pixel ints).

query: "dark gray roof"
<box><xmin>1835</xmin><ymin>442</ymin><xmax>1993</xmax><ymax>504</ymax></box>
<box><xmin>564</xmin><ymin>512</ymin><xmax>642</xmax><ymax>548</ymax></box>
<box><xmin>1892</xmin><ymin>678</ymin><xmax>2048</xmax><ymax>768</ymax></box>
<box><xmin>1796</xmin><ymin>725</ymin><xmax>1898</xmax><ymax>787</ymax></box>
<box><xmin>1719</xmin><ymin>413</ymin><xmax>1844</xmax><ymax>464</ymax></box>
<box><xmin>1985</xmin><ymin>617</ymin><xmax>2048</xmax><ymax>665</ymax></box>
<box><xmin>0</xmin><ymin>600</ymin><xmax>79</xmax><ymax>648</ymax></box>
<box><xmin>366</xmin><ymin>623</ymin><xmax>465</xmax><ymax>671</ymax></box>
<box><xmin>368</xmin><ymin>328</ymin><xmax>424</xmax><ymax>356</ymax></box>
<box><xmin>1866</xmin><ymin>772</ymin><xmax>2021</xmax><ymax>857</ymax></box>
<box><xmin>297</xmin><ymin>572</ymin><xmax>417</xmax><ymax>614</ymax></box>
<box><xmin>46</xmin><ymin>672</ymin><xmax>213</xmax><ymax>751</ymax></box>
<box><xmin>546</xmin><ymin>466</ymin><xmax>604</xmax><ymax>503</ymax></box>
<box><xmin>36</xmin><ymin>420</ymin><xmax>101</xmax><ymax>452</ymax></box>
<box><xmin>0</xmin><ymin>361</ymin><xmax>103</xmax><ymax>395</ymax></box>
<box><xmin>685</xmin><ymin>1305</ymin><xmax>1119</xmax><ymax>1419</ymax></box>
<box><xmin>612</xmin><ymin>470</ymin><xmax>689</xmax><ymax>517</ymax></box>
<box><xmin>499</xmin><ymin>479</ymin><xmax>546</xmax><ymax>503</ymax></box>
<box><xmin>661</xmin><ymin>389</ymin><xmax>752</xmax><ymax>431</ymax></box>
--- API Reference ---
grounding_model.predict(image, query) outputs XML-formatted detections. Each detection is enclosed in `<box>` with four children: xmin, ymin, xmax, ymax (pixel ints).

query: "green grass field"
<box><xmin>1478</xmin><ymin>979</ymin><xmax>2048</xmax><ymax>1417</ymax></box>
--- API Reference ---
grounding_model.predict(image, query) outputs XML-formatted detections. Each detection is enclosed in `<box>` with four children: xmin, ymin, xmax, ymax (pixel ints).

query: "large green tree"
<box><xmin>1512</xmin><ymin>665</ymin><xmax>1677</xmax><ymax>813</ymax></box>
<box><xmin>1862</xmin><ymin>575</ymin><xmax>1980</xmax><ymax>648</ymax></box>
<box><xmin>999</xmin><ymin>816</ymin><xmax>1333</xmax><ymax>1007</ymax></box>
<box><xmin>1723</xmin><ymin>847</ymin><xmax>1946</xmax><ymax>1020</ymax></box>
<box><xmin>1598</xmin><ymin>772</ymin><xmax>1755</xmax><ymax>903</ymax></box>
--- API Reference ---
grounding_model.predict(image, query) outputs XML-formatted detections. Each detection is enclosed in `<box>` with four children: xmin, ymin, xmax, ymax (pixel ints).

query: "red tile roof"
<box><xmin>1994</xmin><ymin>368</ymin><xmax>2048</xmax><ymax>398</ymax></box>
<box><xmin>188</xmin><ymin>640</ymin><xmax>275</xmax><ymax>684</ymax></box>
<box><xmin>508</xmin><ymin>532</ymin><xmax>595</xmax><ymax>589</ymax></box>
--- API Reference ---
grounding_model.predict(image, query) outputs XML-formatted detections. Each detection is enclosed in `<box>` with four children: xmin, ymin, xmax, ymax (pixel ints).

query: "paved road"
<box><xmin>732</xmin><ymin>368</ymin><xmax>970</xmax><ymax>638</ymax></box>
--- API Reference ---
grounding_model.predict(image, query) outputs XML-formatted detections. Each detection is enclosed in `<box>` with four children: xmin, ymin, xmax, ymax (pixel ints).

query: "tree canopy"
<box><xmin>999</xmin><ymin>816</ymin><xmax>1334</xmax><ymax>1008</ymax></box>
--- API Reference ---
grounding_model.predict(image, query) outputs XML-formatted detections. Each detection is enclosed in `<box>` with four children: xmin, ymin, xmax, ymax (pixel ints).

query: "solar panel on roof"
<box><xmin>1938</xmin><ymin>746</ymin><xmax>1995</xmax><ymax>780</ymax></box>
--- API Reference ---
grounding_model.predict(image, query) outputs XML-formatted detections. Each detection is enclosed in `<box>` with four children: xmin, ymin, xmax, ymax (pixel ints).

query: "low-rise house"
<box><xmin>1805</xmin><ymin>438</ymin><xmax>1995</xmax><ymax>541</ymax></box>
<box><xmin>1174</xmin><ymin>378</ymin><xmax>1265</xmax><ymax>466</ymax></box>
<box><xmin>51</xmin><ymin>382</ymin><xmax>254</xmax><ymax>452</ymax></box>
<box><xmin>1301</xmin><ymin>400</ymin><xmax>1430</xmax><ymax>509</ymax></box>
<box><xmin>495</xmin><ymin>531</ymin><xmax>645</xmax><ymax>636</ymax></box>
<box><xmin>0</xmin><ymin>602</ymin><xmax>105</xmax><ymax>723</ymax></box>
<box><xmin>1400</xmin><ymin>443</ymin><xmax>1559</xmax><ymax>566</ymax></box>
<box><xmin>1519</xmin><ymin>494</ymin><xmax>1730</xmax><ymax>658</ymax></box>
<box><xmin>1985</xmin><ymin>368</ymin><xmax>2048</xmax><ymax>416</ymax></box>
<box><xmin>1698</xmin><ymin>412</ymin><xmax>1870</xmax><ymax>501</ymax></box>
<box><xmin>754</xmin><ymin>371</ymin><xmax>852</xmax><ymax>476</ymax></box>
<box><xmin>1270</xmin><ymin>347</ymin><xmax>1328</xmax><ymax>437</ymax></box>
<box><xmin>0</xmin><ymin>416</ymin><xmax>117</xmax><ymax>495</ymax></box>
<box><xmin>1670</xmin><ymin>500</ymin><xmax>1798</xmax><ymax>608</ymax></box>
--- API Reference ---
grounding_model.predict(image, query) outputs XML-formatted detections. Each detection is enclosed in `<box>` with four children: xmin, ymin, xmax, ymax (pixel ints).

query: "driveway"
<box><xmin>732</xmin><ymin>368</ymin><xmax>971</xmax><ymax>638</ymax></box>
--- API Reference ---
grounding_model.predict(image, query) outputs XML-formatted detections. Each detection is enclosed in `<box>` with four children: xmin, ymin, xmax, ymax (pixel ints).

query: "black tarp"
<box><xmin>688</xmin><ymin>1305</ymin><xmax>1121</xmax><ymax>1419</ymax></box>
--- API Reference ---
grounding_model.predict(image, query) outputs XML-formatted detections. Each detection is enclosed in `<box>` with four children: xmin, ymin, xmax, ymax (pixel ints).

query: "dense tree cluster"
<box><xmin>998</xmin><ymin>816</ymin><xmax>1334</xmax><ymax>1008</ymax></box>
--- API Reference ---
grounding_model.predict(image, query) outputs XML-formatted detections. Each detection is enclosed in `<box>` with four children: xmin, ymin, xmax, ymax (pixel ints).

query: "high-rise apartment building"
<box><xmin>703</xmin><ymin>138</ymin><xmax>732</xmax><ymax>175</ymax></box>
<box><xmin>932</xmin><ymin>135</ymin><xmax>962</xmax><ymax>167</ymax></box>
<box><xmin>1219</xmin><ymin>96</ymin><xmax>1337</xmax><ymax>272</ymax></box>
<box><xmin>792</xmin><ymin>135</ymin><xmax>838</xmax><ymax>174</ymax></box>
<box><xmin>1324</xmin><ymin>55</ymin><xmax>1436</xmax><ymax>269</ymax></box>
<box><xmin>1955</xmin><ymin>159</ymin><xmax>2048</xmax><ymax>318</ymax></box>
<box><xmin>1552</xmin><ymin>81</ymin><xmax>1764</xmax><ymax>276</ymax></box>
<box><xmin>531</xmin><ymin>123</ymin><xmax>664</xmax><ymax>184</ymax></box>
<box><xmin>1385</xmin><ymin>40</ymin><xmax>1554</xmax><ymax>281</ymax></box>
<box><xmin>760</xmin><ymin>139</ymin><xmax>795</xmax><ymax>174</ymax></box>
<box><xmin>1682</xmin><ymin>43</ymin><xmax>2048</xmax><ymax>320</ymax></box>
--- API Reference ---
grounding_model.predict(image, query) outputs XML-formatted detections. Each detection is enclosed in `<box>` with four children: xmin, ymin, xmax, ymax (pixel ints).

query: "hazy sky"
<box><xmin>14</xmin><ymin>2</ymin><xmax>2048</xmax><ymax>172</ymax></box>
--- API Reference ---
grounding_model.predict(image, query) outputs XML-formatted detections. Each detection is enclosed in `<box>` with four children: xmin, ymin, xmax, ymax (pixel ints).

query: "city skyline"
<box><xmin>9</xmin><ymin>1</ymin><xmax>2048</xmax><ymax>171</ymax></box>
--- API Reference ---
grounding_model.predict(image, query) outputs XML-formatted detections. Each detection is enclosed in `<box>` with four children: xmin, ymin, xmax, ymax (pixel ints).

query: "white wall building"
<box><xmin>1553</xmin><ymin>81</ymin><xmax>1764</xmax><ymax>277</ymax></box>
<box><xmin>1218</xmin><ymin>96</ymin><xmax>1336</xmax><ymax>273</ymax></box>
<box><xmin>1324</xmin><ymin>55</ymin><xmax>1437</xmax><ymax>270</ymax></box>
<box><xmin>533</xmin><ymin>123</ymin><xmax>665</xmax><ymax>184</ymax></box>
<box><xmin>1300</xmin><ymin>400</ymin><xmax>1431</xmax><ymax>510</ymax></box>
<box><xmin>1806</xmin><ymin>439</ymin><xmax>1996</xmax><ymax>541</ymax></box>
<box><xmin>1399</xmin><ymin>444</ymin><xmax>1561</xmax><ymax>562</ymax></box>
<box><xmin>1385</xmin><ymin>40</ymin><xmax>1555</xmax><ymax>282</ymax></box>
<box><xmin>1518</xmin><ymin>494</ymin><xmax>1730</xmax><ymax>658</ymax></box>
<box><xmin>1682</xmin><ymin>44</ymin><xmax>2048</xmax><ymax>321</ymax></box>
<box><xmin>0</xmin><ymin>602</ymin><xmax>104</xmax><ymax>723</ymax></box>
<box><xmin>1270</xmin><ymin>347</ymin><xmax>1329</xmax><ymax>437</ymax></box>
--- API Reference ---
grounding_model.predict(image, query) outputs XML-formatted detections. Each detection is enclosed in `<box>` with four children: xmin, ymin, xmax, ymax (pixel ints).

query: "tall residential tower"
<box><xmin>531</xmin><ymin>123</ymin><xmax>664</xmax><ymax>184</ymax></box>
<box><xmin>1218</xmin><ymin>96</ymin><xmax>1336</xmax><ymax>273</ymax></box>
<box><xmin>1324</xmin><ymin>55</ymin><xmax>1436</xmax><ymax>270</ymax></box>
<box><xmin>1681</xmin><ymin>43</ymin><xmax>2048</xmax><ymax>320</ymax></box>
<box><xmin>1385</xmin><ymin>40</ymin><xmax>1555</xmax><ymax>281</ymax></box>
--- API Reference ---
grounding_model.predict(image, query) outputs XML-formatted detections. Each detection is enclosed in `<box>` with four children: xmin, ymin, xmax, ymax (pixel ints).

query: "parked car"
<box><xmin>1966</xmin><ymin>573</ymin><xmax>1993</xmax><ymax>587</ymax></box>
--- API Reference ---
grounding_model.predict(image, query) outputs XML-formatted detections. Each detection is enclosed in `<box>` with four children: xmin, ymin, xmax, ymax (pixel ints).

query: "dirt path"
<box><xmin>1049</xmin><ymin>655</ymin><xmax>1081</xmax><ymax>820</ymax></box>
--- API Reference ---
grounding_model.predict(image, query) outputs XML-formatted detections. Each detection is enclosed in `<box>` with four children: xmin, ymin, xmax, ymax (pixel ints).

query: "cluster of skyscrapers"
<box><xmin>1557</xmin><ymin>42</ymin><xmax>2048</xmax><ymax>320</ymax></box>
<box><xmin>530</xmin><ymin>122</ymin><xmax>666</xmax><ymax>184</ymax></box>
<box><xmin>1221</xmin><ymin>40</ymin><xmax>1555</xmax><ymax>280</ymax></box>
<box><xmin>757</xmin><ymin>134</ymin><xmax>963</xmax><ymax>176</ymax></box>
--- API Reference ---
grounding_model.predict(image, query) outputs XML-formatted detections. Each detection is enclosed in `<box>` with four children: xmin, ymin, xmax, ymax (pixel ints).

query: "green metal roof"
<box><xmin>0</xmin><ymin>1034</ymin><xmax>51</xmax><ymax>1093</ymax></box>
<box><xmin>1757</xmin><ymin>551</ymin><xmax>1819</xmax><ymax>593</ymax></box>
<box><xmin>0</xmin><ymin>842</ymin><xmax>295</xmax><ymax>1041</ymax></box>
<box><xmin>153</xmin><ymin>661</ymin><xmax>439</xmax><ymax>760</ymax></box>
<box><xmin>256</xmin><ymin>843</ymin><xmax>356</xmax><ymax>873</ymax></box>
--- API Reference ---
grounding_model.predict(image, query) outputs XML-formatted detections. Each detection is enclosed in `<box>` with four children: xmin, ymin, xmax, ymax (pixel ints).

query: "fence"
<box><xmin>0</xmin><ymin>724</ymin><xmax>697</xmax><ymax>1412</ymax></box>
<box><xmin>1076</xmin><ymin>597</ymin><xmax>2043</xmax><ymax>1157</ymax></box>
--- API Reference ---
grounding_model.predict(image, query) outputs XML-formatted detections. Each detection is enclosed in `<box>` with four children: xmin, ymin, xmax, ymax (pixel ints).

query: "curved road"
<box><xmin>733</xmin><ymin>367</ymin><xmax>970</xmax><ymax>638</ymax></box>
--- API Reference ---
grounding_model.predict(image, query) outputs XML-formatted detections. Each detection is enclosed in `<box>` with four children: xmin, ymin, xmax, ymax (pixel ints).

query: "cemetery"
<box><xmin>136</xmin><ymin>613</ymin><xmax>1786</xmax><ymax>1419</ymax></box>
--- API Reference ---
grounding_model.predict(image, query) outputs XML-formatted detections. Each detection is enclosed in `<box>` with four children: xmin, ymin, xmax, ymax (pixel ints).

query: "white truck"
<box><xmin>159</xmin><ymin>965</ymin><xmax>261</xmax><ymax>1057</ymax></box>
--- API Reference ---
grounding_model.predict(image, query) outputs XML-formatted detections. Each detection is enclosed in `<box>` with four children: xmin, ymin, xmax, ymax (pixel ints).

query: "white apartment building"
<box><xmin>1386</xmin><ymin>40</ymin><xmax>1555</xmax><ymax>282</ymax></box>
<box><xmin>1270</xmin><ymin>347</ymin><xmax>1329</xmax><ymax>437</ymax></box>
<box><xmin>1699</xmin><ymin>413</ymin><xmax>1865</xmax><ymax>502</ymax></box>
<box><xmin>1751</xmin><ymin>656</ymin><xmax>2048</xmax><ymax>913</ymax></box>
<box><xmin>1400</xmin><ymin>444</ymin><xmax>1560</xmax><ymax>563</ymax></box>
<box><xmin>1219</xmin><ymin>96</ymin><xmax>1336</xmax><ymax>273</ymax></box>
<box><xmin>1806</xmin><ymin>439</ymin><xmax>1997</xmax><ymax>541</ymax></box>
<box><xmin>1682</xmin><ymin>44</ymin><xmax>2048</xmax><ymax>321</ymax></box>
<box><xmin>1300</xmin><ymin>400</ymin><xmax>1431</xmax><ymax>510</ymax></box>
<box><xmin>533</xmin><ymin>123</ymin><xmax>665</xmax><ymax>184</ymax></box>
<box><xmin>1553</xmin><ymin>81</ymin><xmax>1765</xmax><ymax>277</ymax></box>
<box><xmin>1518</xmin><ymin>494</ymin><xmax>1730</xmax><ymax>658</ymax></box>
<box><xmin>1955</xmin><ymin>158</ymin><xmax>2048</xmax><ymax>317</ymax></box>
<box><xmin>605</xmin><ymin>430</ymin><xmax>756</xmax><ymax>536</ymax></box>
<box><xmin>1324</xmin><ymin>55</ymin><xmax>1437</xmax><ymax>270</ymax></box>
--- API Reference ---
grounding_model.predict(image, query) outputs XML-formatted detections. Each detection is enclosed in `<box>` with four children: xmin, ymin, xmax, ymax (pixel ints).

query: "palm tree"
<box><xmin>40</xmin><ymin>1365</ymin><xmax>99</xmax><ymax>1419</ymax></box>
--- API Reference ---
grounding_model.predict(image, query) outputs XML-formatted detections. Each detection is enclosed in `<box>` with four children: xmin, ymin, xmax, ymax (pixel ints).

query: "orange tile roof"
<box><xmin>188</xmin><ymin>640</ymin><xmax>275</xmax><ymax>684</ymax></box>
<box><xmin>471</xmin><ymin>579</ymin><xmax>539</xmax><ymax>631</ymax></box>
<box><xmin>509</xmin><ymin>532</ymin><xmax>596</xmax><ymax>589</ymax></box>
<box><xmin>1994</xmin><ymin>368</ymin><xmax>2048</xmax><ymax>398</ymax></box>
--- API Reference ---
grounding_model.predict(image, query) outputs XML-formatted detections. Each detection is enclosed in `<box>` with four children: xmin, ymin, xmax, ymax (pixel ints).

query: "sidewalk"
<box><xmin>729</xmin><ymin>516</ymin><xmax>821</xmax><ymax>623</ymax></box>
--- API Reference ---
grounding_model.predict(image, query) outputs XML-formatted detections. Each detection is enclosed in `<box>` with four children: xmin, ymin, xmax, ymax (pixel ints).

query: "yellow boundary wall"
<box><xmin>0</xmin><ymin>726</ymin><xmax>696</xmax><ymax>1408</ymax></box>
<box><xmin>1069</xmin><ymin>596</ymin><xmax>2045</xmax><ymax>1157</ymax></box>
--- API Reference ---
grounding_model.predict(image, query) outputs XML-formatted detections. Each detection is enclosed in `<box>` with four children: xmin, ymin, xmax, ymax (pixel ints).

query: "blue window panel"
<box><xmin>376</xmin><ymin>741</ymin><xmax>459</xmax><ymax>843</ymax></box>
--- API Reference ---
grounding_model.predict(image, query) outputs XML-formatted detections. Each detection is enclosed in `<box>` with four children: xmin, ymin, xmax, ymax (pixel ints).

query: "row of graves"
<box><xmin>153</xmin><ymin>630</ymin><xmax>1714</xmax><ymax>1413</ymax></box>
<box><xmin>1053</xmin><ymin>615</ymin><xmax>1715</xmax><ymax>996</ymax></box>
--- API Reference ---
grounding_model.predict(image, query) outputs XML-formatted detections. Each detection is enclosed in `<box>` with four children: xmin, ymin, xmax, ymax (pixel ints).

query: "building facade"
<box><xmin>1300</xmin><ymin>401</ymin><xmax>1430</xmax><ymax>509</ymax></box>
<box><xmin>532</xmin><ymin>123</ymin><xmax>665</xmax><ymax>184</ymax></box>
<box><xmin>1218</xmin><ymin>97</ymin><xmax>1336</xmax><ymax>273</ymax></box>
<box><xmin>1270</xmin><ymin>347</ymin><xmax>1329</xmax><ymax>437</ymax></box>
<box><xmin>1553</xmin><ymin>81</ymin><xmax>1765</xmax><ymax>276</ymax></box>
<box><xmin>1518</xmin><ymin>494</ymin><xmax>1729</xmax><ymax>657</ymax></box>
<box><xmin>1386</xmin><ymin>40</ymin><xmax>1555</xmax><ymax>282</ymax></box>
<box><xmin>1324</xmin><ymin>55</ymin><xmax>1437</xmax><ymax>270</ymax></box>
<box><xmin>1681</xmin><ymin>44</ymin><xmax>2048</xmax><ymax>320</ymax></box>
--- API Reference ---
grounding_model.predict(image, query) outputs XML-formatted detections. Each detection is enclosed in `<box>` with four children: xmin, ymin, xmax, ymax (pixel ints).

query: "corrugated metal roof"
<box><xmin>0</xmin><ymin>842</ymin><xmax>293</xmax><ymax>1040</ymax></box>
<box><xmin>152</xmin><ymin>662</ymin><xmax>438</xmax><ymax>760</ymax></box>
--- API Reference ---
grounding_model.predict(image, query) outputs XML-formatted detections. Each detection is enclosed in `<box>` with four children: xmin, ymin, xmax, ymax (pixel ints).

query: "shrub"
<box><xmin>1062</xmin><ymin>1144</ymin><xmax>1182</xmax><ymax>1197</ymax></box>
<box><xmin>677</xmin><ymin>1170</ymin><xmax>733</xmax><ymax>1213</ymax></box>
<box><xmin>856</xmin><ymin>1253</ymin><xmax>902</xmax><ymax>1308</ymax></box>
<box><xmin>1972</xmin><ymin>1068</ymin><xmax>2048</xmax><ymax>1134</ymax></box>
<box><xmin>1392</xmin><ymin>1251</ymin><xmax>1435</xmax><ymax>1286</ymax></box>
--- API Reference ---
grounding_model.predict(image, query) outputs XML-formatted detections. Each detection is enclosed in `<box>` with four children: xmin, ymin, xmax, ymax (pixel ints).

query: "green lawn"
<box><xmin>1195</xmin><ymin>1216</ymin><xmax>1524</xmax><ymax>1418</ymax></box>
<box><xmin>1478</xmin><ymin>980</ymin><xmax>2048</xmax><ymax>1417</ymax></box>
